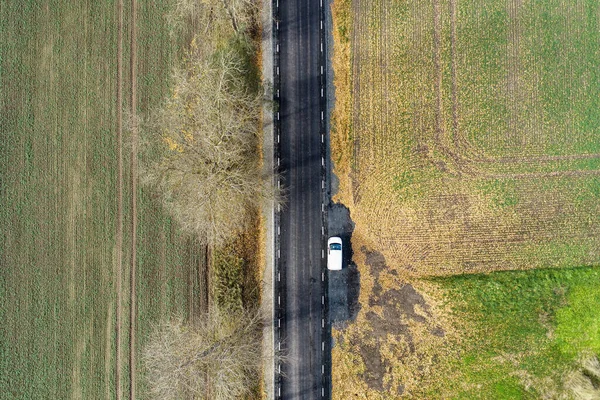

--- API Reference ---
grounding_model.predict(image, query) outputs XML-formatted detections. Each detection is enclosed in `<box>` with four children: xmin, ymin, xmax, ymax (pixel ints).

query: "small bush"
<box><xmin>213</xmin><ymin>248</ymin><xmax>245</xmax><ymax>311</ymax></box>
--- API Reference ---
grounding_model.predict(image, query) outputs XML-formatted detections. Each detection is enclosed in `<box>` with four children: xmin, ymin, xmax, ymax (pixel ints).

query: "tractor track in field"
<box><xmin>506</xmin><ymin>0</ymin><xmax>522</xmax><ymax>145</ymax></box>
<box><xmin>431</xmin><ymin>0</ymin><xmax>474</xmax><ymax>175</ymax></box>
<box><xmin>115</xmin><ymin>0</ymin><xmax>138</xmax><ymax>397</ymax></box>
<box><xmin>115</xmin><ymin>0</ymin><xmax>124</xmax><ymax>399</ymax></box>
<box><xmin>474</xmin><ymin>152</ymin><xmax>600</xmax><ymax>163</ymax></box>
<box><xmin>129</xmin><ymin>0</ymin><xmax>138</xmax><ymax>397</ymax></box>
<box><xmin>432</xmin><ymin>0</ymin><xmax>443</xmax><ymax>146</ymax></box>
<box><xmin>486</xmin><ymin>168</ymin><xmax>600</xmax><ymax>179</ymax></box>
<box><xmin>449</xmin><ymin>0</ymin><xmax>460</xmax><ymax>151</ymax></box>
<box><xmin>441</xmin><ymin>0</ymin><xmax>600</xmax><ymax>177</ymax></box>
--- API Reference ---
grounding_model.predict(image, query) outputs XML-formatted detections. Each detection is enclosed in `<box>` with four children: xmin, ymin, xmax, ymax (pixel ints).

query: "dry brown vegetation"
<box><xmin>138</xmin><ymin>1</ymin><xmax>270</xmax><ymax>398</ymax></box>
<box><xmin>329</xmin><ymin>0</ymin><xmax>600</xmax><ymax>398</ymax></box>
<box><xmin>139</xmin><ymin>40</ymin><xmax>268</xmax><ymax>248</ymax></box>
<box><xmin>566</xmin><ymin>353</ymin><xmax>600</xmax><ymax>400</ymax></box>
<box><xmin>330</xmin><ymin>0</ymin><xmax>353</xmax><ymax>203</ymax></box>
<box><xmin>143</xmin><ymin>307</ymin><xmax>263</xmax><ymax>400</ymax></box>
<box><xmin>331</xmin><ymin>235</ymin><xmax>456</xmax><ymax>399</ymax></box>
<box><xmin>139</xmin><ymin>0</ymin><xmax>274</xmax><ymax>249</ymax></box>
<box><xmin>331</xmin><ymin>0</ymin><xmax>600</xmax><ymax>278</ymax></box>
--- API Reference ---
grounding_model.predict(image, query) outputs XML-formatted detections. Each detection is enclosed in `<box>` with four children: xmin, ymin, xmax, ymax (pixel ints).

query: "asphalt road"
<box><xmin>276</xmin><ymin>0</ymin><xmax>329</xmax><ymax>397</ymax></box>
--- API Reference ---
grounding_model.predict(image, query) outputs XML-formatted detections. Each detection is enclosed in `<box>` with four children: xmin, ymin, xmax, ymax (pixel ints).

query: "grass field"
<box><xmin>427</xmin><ymin>267</ymin><xmax>600</xmax><ymax>399</ymax></box>
<box><xmin>0</xmin><ymin>1</ymin><xmax>204</xmax><ymax>398</ymax></box>
<box><xmin>332</xmin><ymin>262</ymin><xmax>600</xmax><ymax>398</ymax></box>
<box><xmin>329</xmin><ymin>0</ymin><xmax>600</xmax><ymax>398</ymax></box>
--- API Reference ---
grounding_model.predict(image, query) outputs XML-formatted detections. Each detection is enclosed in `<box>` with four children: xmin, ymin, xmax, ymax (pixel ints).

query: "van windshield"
<box><xmin>330</xmin><ymin>243</ymin><xmax>342</xmax><ymax>251</ymax></box>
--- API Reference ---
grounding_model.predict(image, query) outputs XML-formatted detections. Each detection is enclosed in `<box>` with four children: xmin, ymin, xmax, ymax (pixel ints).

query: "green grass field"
<box><xmin>0</xmin><ymin>1</ymin><xmax>201</xmax><ymax>398</ymax></box>
<box><xmin>427</xmin><ymin>267</ymin><xmax>600</xmax><ymax>399</ymax></box>
<box><xmin>453</xmin><ymin>1</ymin><xmax>600</xmax><ymax>159</ymax></box>
<box><xmin>332</xmin><ymin>264</ymin><xmax>600</xmax><ymax>399</ymax></box>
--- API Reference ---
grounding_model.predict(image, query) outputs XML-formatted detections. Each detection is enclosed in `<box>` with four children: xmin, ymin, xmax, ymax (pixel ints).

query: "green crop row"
<box><xmin>0</xmin><ymin>1</ymin><xmax>199</xmax><ymax>398</ymax></box>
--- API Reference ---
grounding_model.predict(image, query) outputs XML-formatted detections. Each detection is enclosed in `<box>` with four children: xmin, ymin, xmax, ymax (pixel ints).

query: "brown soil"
<box><xmin>342</xmin><ymin>247</ymin><xmax>444</xmax><ymax>396</ymax></box>
<box><xmin>238</xmin><ymin>211</ymin><xmax>263</xmax><ymax>307</ymax></box>
<box><xmin>357</xmin><ymin>339</ymin><xmax>388</xmax><ymax>392</ymax></box>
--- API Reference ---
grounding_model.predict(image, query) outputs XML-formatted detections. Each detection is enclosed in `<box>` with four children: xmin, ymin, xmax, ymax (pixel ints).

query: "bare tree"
<box><xmin>143</xmin><ymin>307</ymin><xmax>263</xmax><ymax>400</ymax></box>
<box><xmin>219</xmin><ymin>0</ymin><xmax>259</xmax><ymax>33</ymax></box>
<box><xmin>166</xmin><ymin>0</ymin><xmax>258</xmax><ymax>37</ymax></box>
<box><xmin>140</xmin><ymin>30</ymin><xmax>278</xmax><ymax>247</ymax></box>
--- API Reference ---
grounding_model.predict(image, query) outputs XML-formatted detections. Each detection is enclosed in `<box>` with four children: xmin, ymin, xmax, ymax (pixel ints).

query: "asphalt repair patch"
<box><xmin>327</xmin><ymin>202</ymin><xmax>360</xmax><ymax>328</ymax></box>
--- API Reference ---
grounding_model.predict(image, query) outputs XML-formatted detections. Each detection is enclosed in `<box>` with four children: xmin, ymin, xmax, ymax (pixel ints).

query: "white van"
<box><xmin>327</xmin><ymin>237</ymin><xmax>343</xmax><ymax>271</ymax></box>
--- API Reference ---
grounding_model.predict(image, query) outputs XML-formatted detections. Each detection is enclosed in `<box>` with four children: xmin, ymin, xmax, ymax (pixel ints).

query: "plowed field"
<box><xmin>338</xmin><ymin>0</ymin><xmax>600</xmax><ymax>276</ymax></box>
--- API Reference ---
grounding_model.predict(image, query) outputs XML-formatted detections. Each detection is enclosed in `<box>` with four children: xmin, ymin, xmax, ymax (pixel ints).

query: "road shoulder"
<box><xmin>260</xmin><ymin>0</ymin><xmax>275</xmax><ymax>397</ymax></box>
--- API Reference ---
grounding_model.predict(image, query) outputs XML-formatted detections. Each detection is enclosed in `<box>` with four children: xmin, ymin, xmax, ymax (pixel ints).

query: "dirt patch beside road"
<box><xmin>332</xmin><ymin>243</ymin><xmax>454</xmax><ymax>398</ymax></box>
